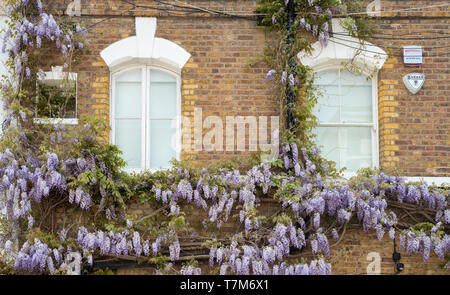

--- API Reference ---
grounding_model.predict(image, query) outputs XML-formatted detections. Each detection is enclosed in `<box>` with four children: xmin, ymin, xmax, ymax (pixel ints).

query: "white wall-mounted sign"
<box><xmin>403</xmin><ymin>73</ymin><xmax>425</xmax><ymax>94</ymax></box>
<box><xmin>403</xmin><ymin>46</ymin><xmax>422</xmax><ymax>65</ymax></box>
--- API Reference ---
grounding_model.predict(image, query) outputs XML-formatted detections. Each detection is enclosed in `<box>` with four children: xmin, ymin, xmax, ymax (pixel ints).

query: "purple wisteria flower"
<box><xmin>266</xmin><ymin>70</ymin><xmax>276</xmax><ymax>80</ymax></box>
<box><xmin>281</xmin><ymin>71</ymin><xmax>287</xmax><ymax>84</ymax></box>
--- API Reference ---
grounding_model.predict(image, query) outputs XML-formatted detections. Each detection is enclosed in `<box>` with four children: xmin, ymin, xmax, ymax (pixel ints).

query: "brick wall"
<box><xmin>114</xmin><ymin>233</ymin><xmax>450</xmax><ymax>275</ymax></box>
<box><xmin>42</xmin><ymin>0</ymin><xmax>449</xmax><ymax>176</ymax></box>
<box><xmin>117</xmin><ymin>199</ymin><xmax>450</xmax><ymax>275</ymax></box>
<box><xmin>372</xmin><ymin>1</ymin><xmax>450</xmax><ymax>176</ymax></box>
<box><xmin>40</xmin><ymin>0</ymin><xmax>449</xmax><ymax>274</ymax></box>
<box><xmin>44</xmin><ymin>0</ymin><xmax>275</xmax><ymax>167</ymax></box>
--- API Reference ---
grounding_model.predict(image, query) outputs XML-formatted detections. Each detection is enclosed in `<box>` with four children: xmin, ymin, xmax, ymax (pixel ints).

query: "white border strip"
<box><xmin>33</xmin><ymin>118</ymin><xmax>79</xmax><ymax>125</ymax></box>
<box><xmin>342</xmin><ymin>173</ymin><xmax>449</xmax><ymax>186</ymax></box>
<box><xmin>405</xmin><ymin>177</ymin><xmax>449</xmax><ymax>186</ymax></box>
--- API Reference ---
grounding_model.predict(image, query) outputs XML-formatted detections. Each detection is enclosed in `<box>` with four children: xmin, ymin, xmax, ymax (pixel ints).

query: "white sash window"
<box><xmin>111</xmin><ymin>67</ymin><xmax>180</xmax><ymax>171</ymax></box>
<box><xmin>101</xmin><ymin>17</ymin><xmax>190</xmax><ymax>172</ymax></box>
<box><xmin>312</xmin><ymin>68</ymin><xmax>378</xmax><ymax>173</ymax></box>
<box><xmin>298</xmin><ymin>19</ymin><xmax>387</xmax><ymax>175</ymax></box>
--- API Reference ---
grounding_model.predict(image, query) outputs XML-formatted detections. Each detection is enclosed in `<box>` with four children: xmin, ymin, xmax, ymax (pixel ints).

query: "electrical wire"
<box><xmin>85</xmin><ymin>0</ymin><xmax>200</xmax><ymax>30</ymax></box>
<box><xmin>84</xmin><ymin>0</ymin><xmax>450</xmax><ymax>33</ymax></box>
<box><xmin>332</xmin><ymin>31</ymin><xmax>450</xmax><ymax>40</ymax></box>
<box><xmin>331</xmin><ymin>35</ymin><xmax>450</xmax><ymax>50</ymax></box>
<box><xmin>327</xmin><ymin>38</ymin><xmax>450</xmax><ymax>58</ymax></box>
<box><xmin>239</xmin><ymin>2</ymin><xmax>450</xmax><ymax>17</ymax></box>
<box><xmin>326</xmin><ymin>38</ymin><xmax>389</xmax><ymax>56</ymax></box>
<box><xmin>122</xmin><ymin>1</ymin><xmax>450</xmax><ymax>42</ymax></box>
<box><xmin>152</xmin><ymin>0</ymin><xmax>255</xmax><ymax>20</ymax></box>
<box><xmin>83</xmin><ymin>0</ymin><xmax>450</xmax><ymax>52</ymax></box>
<box><xmin>85</xmin><ymin>7</ymin><xmax>135</xmax><ymax>29</ymax></box>
<box><xmin>197</xmin><ymin>2</ymin><xmax>450</xmax><ymax>18</ymax></box>
<box><xmin>121</xmin><ymin>0</ymin><xmax>204</xmax><ymax>14</ymax></box>
<box><xmin>323</xmin><ymin>2</ymin><xmax>450</xmax><ymax>17</ymax></box>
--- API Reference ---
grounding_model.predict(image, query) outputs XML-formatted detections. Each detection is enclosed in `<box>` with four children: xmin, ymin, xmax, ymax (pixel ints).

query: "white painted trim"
<box><xmin>145</xmin><ymin>68</ymin><xmax>151</xmax><ymax>170</ymax></box>
<box><xmin>35</xmin><ymin>67</ymin><xmax>78</xmax><ymax>123</ymax></box>
<box><xmin>33</xmin><ymin>118</ymin><xmax>79</xmax><ymax>125</ymax></box>
<box><xmin>372</xmin><ymin>72</ymin><xmax>380</xmax><ymax>169</ymax></box>
<box><xmin>100</xmin><ymin>17</ymin><xmax>191</xmax><ymax>71</ymax></box>
<box><xmin>100</xmin><ymin>36</ymin><xmax>138</xmax><ymax>69</ymax></box>
<box><xmin>38</xmin><ymin>70</ymin><xmax>78</xmax><ymax>81</ymax></box>
<box><xmin>136</xmin><ymin>17</ymin><xmax>156</xmax><ymax>59</ymax></box>
<box><xmin>341</xmin><ymin>174</ymin><xmax>449</xmax><ymax>187</ymax></box>
<box><xmin>319</xmin><ymin>123</ymin><xmax>374</xmax><ymax>127</ymax></box>
<box><xmin>297</xmin><ymin>19</ymin><xmax>387</xmax><ymax>74</ymax></box>
<box><xmin>404</xmin><ymin>177</ymin><xmax>449</xmax><ymax>186</ymax></box>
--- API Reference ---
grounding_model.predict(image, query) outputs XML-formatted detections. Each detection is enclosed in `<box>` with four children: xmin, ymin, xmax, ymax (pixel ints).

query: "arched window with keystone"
<box><xmin>101</xmin><ymin>18</ymin><xmax>191</xmax><ymax>172</ymax></box>
<box><xmin>298</xmin><ymin>19</ymin><xmax>387</xmax><ymax>176</ymax></box>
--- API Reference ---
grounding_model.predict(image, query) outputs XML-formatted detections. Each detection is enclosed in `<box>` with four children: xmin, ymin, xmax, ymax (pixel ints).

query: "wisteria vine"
<box><xmin>0</xmin><ymin>0</ymin><xmax>448</xmax><ymax>275</ymax></box>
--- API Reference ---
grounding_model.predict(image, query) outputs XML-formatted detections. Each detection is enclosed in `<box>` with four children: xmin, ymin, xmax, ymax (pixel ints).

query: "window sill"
<box><xmin>342</xmin><ymin>172</ymin><xmax>357</xmax><ymax>179</ymax></box>
<box><xmin>33</xmin><ymin>118</ymin><xmax>79</xmax><ymax>125</ymax></box>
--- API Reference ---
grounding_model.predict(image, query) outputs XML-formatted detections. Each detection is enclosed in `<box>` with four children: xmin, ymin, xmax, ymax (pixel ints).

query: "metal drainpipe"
<box><xmin>286</xmin><ymin>0</ymin><xmax>296</xmax><ymax>133</ymax></box>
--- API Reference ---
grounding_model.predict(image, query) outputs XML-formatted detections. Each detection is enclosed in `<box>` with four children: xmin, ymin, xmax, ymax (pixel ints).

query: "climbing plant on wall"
<box><xmin>0</xmin><ymin>0</ymin><xmax>448</xmax><ymax>275</ymax></box>
<box><xmin>257</xmin><ymin>0</ymin><xmax>374</xmax><ymax>146</ymax></box>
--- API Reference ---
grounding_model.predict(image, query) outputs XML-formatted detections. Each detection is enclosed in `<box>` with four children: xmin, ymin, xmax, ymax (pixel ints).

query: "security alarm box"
<box><xmin>403</xmin><ymin>46</ymin><xmax>423</xmax><ymax>66</ymax></box>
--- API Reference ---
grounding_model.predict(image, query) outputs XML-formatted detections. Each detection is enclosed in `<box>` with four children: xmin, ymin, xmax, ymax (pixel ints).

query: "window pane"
<box><xmin>149</xmin><ymin>119</ymin><xmax>177</xmax><ymax>169</ymax></box>
<box><xmin>340</xmin><ymin>127</ymin><xmax>372</xmax><ymax>172</ymax></box>
<box><xmin>149</xmin><ymin>70</ymin><xmax>177</xmax><ymax>119</ymax></box>
<box><xmin>340</xmin><ymin>69</ymin><xmax>371</xmax><ymax>86</ymax></box>
<box><xmin>341</xmin><ymin>84</ymin><xmax>372</xmax><ymax>123</ymax></box>
<box><xmin>151</xmin><ymin>70</ymin><xmax>176</xmax><ymax>83</ymax></box>
<box><xmin>313</xmin><ymin>70</ymin><xmax>340</xmax><ymax>123</ymax></box>
<box><xmin>315</xmin><ymin>69</ymin><xmax>340</xmax><ymax>85</ymax></box>
<box><xmin>314</xmin><ymin>127</ymin><xmax>373</xmax><ymax>172</ymax></box>
<box><xmin>36</xmin><ymin>79</ymin><xmax>76</xmax><ymax>118</ymax></box>
<box><xmin>115</xmin><ymin>119</ymin><xmax>142</xmax><ymax>169</ymax></box>
<box><xmin>313</xmin><ymin>69</ymin><xmax>373</xmax><ymax>124</ymax></box>
<box><xmin>115</xmin><ymin>68</ymin><xmax>142</xmax><ymax>118</ymax></box>
<box><xmin>313</xmin><ymin>69</ymin><xmax>374</xmax><ymax>172</ymax></box>
<box><xmin>340</xmin><ymin>69</ymin><xmax>372</xmax><ymax>123</ymax></box>
<box><xmin>116</xmin><ymin>68</ymin><xmax>142</xmax><ymax>82</ymax></box>
<box><xmin>313</xmin><ymin>127</ymin><xmax>340</xmax><ymax>167</ymax></box>
<box><xmin>312</xmin><ymin>85</ymin><xmax>340</xmax><ymax>123</ymax></box>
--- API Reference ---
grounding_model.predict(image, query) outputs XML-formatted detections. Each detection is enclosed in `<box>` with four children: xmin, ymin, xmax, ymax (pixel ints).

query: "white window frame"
<box><xmin>34</xmin><ymin>66</ymin><xmax>79</xmax><ymax>125</ymax></box>
<box><xmin>313</xmin><ymin>62</ymin><xmax>379</xmax><ymax>178</ymax></box>
<box><xmin>110</xmin><ymin>64</ymin><xmax>181</xmax><ymax>173</ymax></box>
<box><xmin>100</xmin><ymin>17</ymin><xmax>190</xmax><ymax>173</ymax></box>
